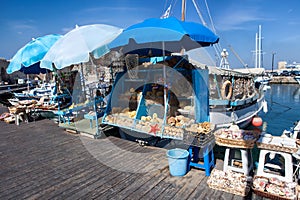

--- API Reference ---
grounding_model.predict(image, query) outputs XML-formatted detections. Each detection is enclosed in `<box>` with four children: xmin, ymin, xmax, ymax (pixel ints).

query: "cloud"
<box><xmin>288</xmin><ymin>21</ymin><xmax>300</xmax><ymax>25</ymax></box>
<box><xmin>61</xmin><ymin>27</ymin><xmax>72</xmax><ymax>34</ymax></box>
<box><xmin>279</xmin><ymin>34</ymin><xmax>300</xmax><ymax>42</ymax></box>
<box><xmin>214</xmin><ymin>6</ymin><xmax>273</xmax><ymax>31</ymax></box>
<box><xmin>8</xmin><ymin>20</ymin><xmax>38</xmax><ymax>35</ymax></box>
<box><xmin>82</xmin><ymin>6</ymin><xmax>138</xmax><ymax>13</ymax></box>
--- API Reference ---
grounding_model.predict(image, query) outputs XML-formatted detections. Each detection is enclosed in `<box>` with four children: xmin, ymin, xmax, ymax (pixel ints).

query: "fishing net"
<box><xmin>125</xmin><ymin>54</ymin><xmax>139</xmax><ymax>79</ymax></box>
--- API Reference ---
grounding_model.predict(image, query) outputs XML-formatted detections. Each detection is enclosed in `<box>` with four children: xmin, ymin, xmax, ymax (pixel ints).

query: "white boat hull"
<box><xmin>210</xmin><ymin>95</ymin><xmax>265</xmax><ymax>128</ymax></box>
<box><xmin>295</xmin><ymin>76</ymin><xmax>300</xmax><ymax>85</ymax></box>
<box><xmin>255</xmin><ymin>76</ymin><xmax>272</xmax><ymax>85</ymax></box>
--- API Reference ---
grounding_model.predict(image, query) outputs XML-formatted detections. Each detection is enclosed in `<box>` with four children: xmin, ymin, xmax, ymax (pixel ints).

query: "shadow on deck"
<box><xmin>0</xmin><ymin>106</ymin><xmax>265</xmax><ymax>199</ymax></box>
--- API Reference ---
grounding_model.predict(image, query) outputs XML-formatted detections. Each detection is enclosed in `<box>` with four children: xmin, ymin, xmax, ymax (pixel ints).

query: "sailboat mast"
<box><xmin>258</xmin><ymin>25</ymin><xmax>262</xmax><ymax>68</ymax></box>
<box><xmin>255</xmin><ymin>32</ymin><xmax>258</xmax><ymax>68</ymax></box>
<box><xmin>181</xmin><ymin>0</ymin><xmax>186</xmax><ymax>21</ymax></box>
<box><xmin>255</xmin><ymin>25</ymin><xmax>262</xmax><ymax>68</ymax></box>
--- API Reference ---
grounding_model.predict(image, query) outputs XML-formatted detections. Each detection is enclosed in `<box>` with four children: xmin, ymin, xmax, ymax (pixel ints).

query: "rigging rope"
<box><xmin>191</xmin><ymin>0</ymin><xmax>222</xmax><ymax>62</ymax></box>
<box><xmin>191</xmin><ymin>0</ymin><xmax>207</xmax><ymax>26</ymax></box>
<box><xmin>204</xmin><ymin>0</ymin><xmax>223</xmax><ymax>60</ymax></box>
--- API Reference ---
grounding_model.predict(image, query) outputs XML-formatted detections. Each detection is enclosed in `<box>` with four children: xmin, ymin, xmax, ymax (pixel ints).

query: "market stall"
<box><xmin>102</xmin><ymin>55</ymin><xmax>211</xmax><ymax>142</ymax></box>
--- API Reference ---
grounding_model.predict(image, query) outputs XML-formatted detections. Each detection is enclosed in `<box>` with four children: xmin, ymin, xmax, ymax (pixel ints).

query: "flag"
<box><xmin>160</xmin><ymin>5</ymin><xmax>171</xmax><ymax>19</ymax></box>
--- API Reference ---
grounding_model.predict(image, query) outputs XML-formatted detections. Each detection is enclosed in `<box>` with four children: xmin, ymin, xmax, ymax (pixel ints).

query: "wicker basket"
<box><xmin>215</xmin><ymin>136</ymin><xmax>256</xmax><ymax>148</ymax></box>
<box><xmin>208</xmin><ymin>182</ymin><xmax>250</xmax><ymax>197</ymax></box>
<box><xmin>252</xmin><ymin>188</ymin><xmax>296</xmax><ymax>200</ymax></box>
<box><xmin>207</xmin><ymin>169</ymin><xmax>251</xmax><ymax>197</ymax></box>
<box><xmin>252</xmin><ymin>176</ymin><xmax>297</xmax><ymax>200</ymax></box>
<box><xmin>256</xmin><ymin>142</ymin><xmax>298</xmax><ymax>153</ymax></box>
<box><xmin>214</xmin><ymin>130</ymin><xmax>259</xmax><ymax>149</ymax></box>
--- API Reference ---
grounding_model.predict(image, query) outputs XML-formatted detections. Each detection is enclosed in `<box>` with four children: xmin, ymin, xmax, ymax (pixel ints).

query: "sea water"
<box><xmin>260</xmin><ymin>84</ymin><xmax>300</xmax><ymax>136</ymax></box>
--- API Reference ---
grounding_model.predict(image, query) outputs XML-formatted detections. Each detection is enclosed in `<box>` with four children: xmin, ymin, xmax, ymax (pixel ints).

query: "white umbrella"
<box><xmin>40</xmin><ymin>24</ymin><xmax>123</xmax><ymax>70</ymax></box>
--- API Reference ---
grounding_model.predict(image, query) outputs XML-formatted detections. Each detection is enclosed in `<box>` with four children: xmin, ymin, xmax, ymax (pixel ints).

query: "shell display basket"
<box><xmin>252</xmin><ymin>188</ymin><xmax>296</xmax><ymax>200</ymax></box>
<box><xmin>183</xmin><ymin>131</ymin><xmax>215</xmax><ymax>148</ymax></box>
<box><xmin>215</xmin><ymin>136</ymin><xmax>256</xmax><ymax>149</ymax></box>
<box><xmin>162</xmin><ymin>125</ymin><xmax>184</xmax><ymax>140</ymax></box>
<box><xmin>207</xmin><ymin>169</ymin><xmax>251</xmax><ymax>197</ymax></box>
<box><xmin>207</xmin><ymin>181</ymin><xmax>250</xmax><ymax>197</ymax></box>
<box><xmin>256</xmin><ymin>142</ymin><xmax>298</xmax><ymax>153</ymax></box>
<box><xmin>214</xmin><ymin>130</ymin><xmax>259</xmax><ymax>149</ymax></box>
<box><xmin>252</xmin><ymin>176</ymin><xmax>297</xmax><ymax>200</ymax></box>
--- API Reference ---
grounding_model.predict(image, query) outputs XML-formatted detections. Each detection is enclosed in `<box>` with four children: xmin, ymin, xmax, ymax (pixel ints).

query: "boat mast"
<box><xmin>255</xmin><ymin>25</ymin><xmax>262</xmax><ymax>68</ymax></box>
<box><xmin>181</xmin><ymin>0</ymin><xmax>186</xmax><ymax>21</ymax></box>
<box><xmin>255</xmin><ymin>32</ymin><xmax>258</xmax><ymax>68</ymax></box>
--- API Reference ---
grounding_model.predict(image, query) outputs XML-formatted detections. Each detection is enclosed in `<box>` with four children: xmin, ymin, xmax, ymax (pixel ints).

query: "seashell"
<box><xmin>175</xmin><ymin>115</ymin><xmax>184</xmax><ymax>121</ymax></box>
<box><xmin>286</xmin><ymin>182</ymin><xmax>297</xmax><ymax>189</ymax></box>
<box><xmin>229</xmin><ymin>124</ymin><xmax>240</xmax><ymax>131</ymax></box>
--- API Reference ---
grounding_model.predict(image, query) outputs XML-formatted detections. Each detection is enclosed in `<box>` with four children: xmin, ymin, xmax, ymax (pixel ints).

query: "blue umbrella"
<box><xmin>109</xmin><ymin>17</ymin><xmax>219</xmax><ymax>55</ymax></box>
<box><xmin>6</xmin><ymin>34</ymin><xmax>62</xmax><ymax>74</ymax></box>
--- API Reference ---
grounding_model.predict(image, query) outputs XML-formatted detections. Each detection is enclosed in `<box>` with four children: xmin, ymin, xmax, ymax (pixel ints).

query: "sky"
<box><xmin>1</xmin><ymin>0</ymin><xmax>300</xmax><ymax>70</ymax></box>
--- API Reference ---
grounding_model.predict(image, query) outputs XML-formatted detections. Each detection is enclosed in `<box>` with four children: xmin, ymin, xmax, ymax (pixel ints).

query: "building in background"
<box><xmin>278</xmin><ymin>61</ymin><xmax>287</xmax><ymax>70</ymax></box>
<box><xmin>0</xmin><ymin>58</ymin><xmax>27</xmax><ymax>84</ymax></box>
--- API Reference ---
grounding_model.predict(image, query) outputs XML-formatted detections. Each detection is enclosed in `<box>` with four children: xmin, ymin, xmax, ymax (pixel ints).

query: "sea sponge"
<box><xmin>152</xmin><ymin>113</ymin><xmax>158</xmax><ymax>119</ymax></box>
<box><xmin>141</xmin><ymin>116</ymin><xmax>147</xmax><ymax>121</ymax></box>
<box><xmin>167</xmin><ymin>116</ymin><xmax>176</xmax><ymax>126</ymax></box>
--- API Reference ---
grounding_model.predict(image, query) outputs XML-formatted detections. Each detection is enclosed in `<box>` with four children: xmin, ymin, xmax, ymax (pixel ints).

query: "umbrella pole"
<box><xmin>162</xmin><ymin>41</ymin><xmax>168</xmax><ymax>120</ymax></box>
<box><xmin>80</xmin><ymin>63</ymin><xmax>87</xmax><ymax>101</ymax></box>
<box><xmin>89</xmin><ymin>54</ymin><xmax>99</xmax><ymax>82</ymax></box>
<box><xmin>27</xmin><ymin>74</ymin><xmax>30</xmax><ymax>92</ymax></box>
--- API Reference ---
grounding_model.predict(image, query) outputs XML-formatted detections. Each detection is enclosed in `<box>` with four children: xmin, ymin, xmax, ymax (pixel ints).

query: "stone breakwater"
<box><xmin>269</xmin><ymin>76</ymin><xmax>298</xmax><ymax>84</ymax></box>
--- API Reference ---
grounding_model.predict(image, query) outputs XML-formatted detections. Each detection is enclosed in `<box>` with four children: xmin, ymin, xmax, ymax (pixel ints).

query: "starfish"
<box><xmin>149</xmin><ymin>124</ymin><xmax>160</xmax><ymax>136</ymax></box>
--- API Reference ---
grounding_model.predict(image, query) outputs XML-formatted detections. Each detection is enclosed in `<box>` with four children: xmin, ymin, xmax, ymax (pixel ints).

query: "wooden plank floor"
<box><xmin>0</xmin><ymin>106</ymin><xmax>265</xmax><ymax>199</ymax></box>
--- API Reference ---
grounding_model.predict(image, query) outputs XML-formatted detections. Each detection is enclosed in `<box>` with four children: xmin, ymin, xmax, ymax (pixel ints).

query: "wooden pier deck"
<box><xmin>0</xmin><ymin>106</ymin><xmax>265</xmax><ymax>199</ymax></box>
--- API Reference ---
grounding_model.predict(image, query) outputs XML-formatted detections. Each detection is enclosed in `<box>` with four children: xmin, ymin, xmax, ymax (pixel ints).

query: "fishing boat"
<box><xmin>255</xmin><ymin>75</ymin><xmax>272</xmax><ymax>85</ymax></box>
<box><xmin>169</xmin><ymin>1</ymin><xmax>266</xmax><ymax>128</ymax></box>
<box><xmin>8</xmin><ymin>81</ymin><xmax>72</xmax><ymax>111</ymax></box>
<box><xmin>283</xmin><ymin>120</ymin><xmax>300</xmax><ymax>139</ymax></box>
<box><xmin>207</xmin><ymin>66</ymin><xmax>266</xmax><ymax>128</ymax></box>
<box><xmin>7</xmin><ymin>82</ymin><xmax>55</xmax><ymax>105</ymax></box>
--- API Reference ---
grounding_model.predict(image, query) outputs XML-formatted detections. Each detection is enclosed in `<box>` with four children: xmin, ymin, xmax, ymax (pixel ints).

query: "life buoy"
<box><xmin>221</xmin><ymin>80</ymin><xmax>233</xmax><ymax>100</ymax></box>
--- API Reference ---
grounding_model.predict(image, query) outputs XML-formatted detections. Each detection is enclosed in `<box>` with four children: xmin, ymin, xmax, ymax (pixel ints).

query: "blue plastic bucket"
<box><xmin>166</xmin><ymin>148</ymin><xmax>189</xmax><ymax>176</ymax></box>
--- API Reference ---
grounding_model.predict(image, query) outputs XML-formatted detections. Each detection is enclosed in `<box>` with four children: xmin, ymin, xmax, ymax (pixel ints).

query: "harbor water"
<box><xmin>260</xmin><ymin>84</ymin><xmax>300</xmax><ymax>136</ymax></box>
